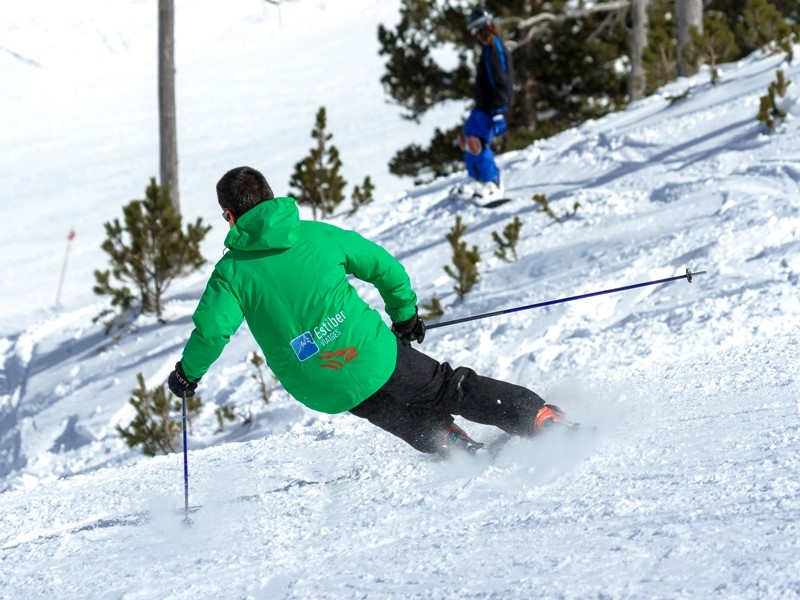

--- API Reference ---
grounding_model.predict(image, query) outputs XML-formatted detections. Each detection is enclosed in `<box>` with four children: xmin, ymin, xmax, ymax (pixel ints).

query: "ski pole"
<box><xmin>181</xmin><ymin>390</ymin><xmax>191</xmax><ymax>525</ymax></box>
<box><xmin>426</xmin><ymin>268</ymin><xmax>706</xmax><ymax>331</ymax></box>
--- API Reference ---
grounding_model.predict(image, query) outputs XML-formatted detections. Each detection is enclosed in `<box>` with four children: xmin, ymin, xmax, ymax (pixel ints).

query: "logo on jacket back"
<box><xmin>290</xmin><ymin>332</ymin><xmax>320</xmax><ymax>361</ymax></box>
<box><xmin>290</xmin><ymin>310</ymin><xmax>348</xmax><ymax>362</ymax></box>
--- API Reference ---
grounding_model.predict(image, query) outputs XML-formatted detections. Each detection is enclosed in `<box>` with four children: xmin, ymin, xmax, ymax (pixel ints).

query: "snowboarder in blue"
<box><xmin>453</xmin><ymin>7</ymin><xmax>513</xmax><ymax>202</ymax></box>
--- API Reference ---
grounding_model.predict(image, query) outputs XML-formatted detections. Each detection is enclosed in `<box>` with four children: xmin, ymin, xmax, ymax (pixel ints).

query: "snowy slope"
<box><xmin>2</xmin><ymin>1</ymin><xmax>800</xmax><ymax>597</ymax></box>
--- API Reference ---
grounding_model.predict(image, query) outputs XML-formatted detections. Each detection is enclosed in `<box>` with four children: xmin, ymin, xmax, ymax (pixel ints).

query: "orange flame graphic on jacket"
<box><xmin>318</xmin><ymin>347</ymin><xmax>358</xmax><ymax>370</ymax></box>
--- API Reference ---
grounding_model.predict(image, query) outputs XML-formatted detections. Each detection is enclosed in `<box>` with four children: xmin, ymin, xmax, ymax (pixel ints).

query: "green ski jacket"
<box><xmin>180</xmin><ymin>197</ymin><xmax>417</xmax><ymax>414</ymax></box>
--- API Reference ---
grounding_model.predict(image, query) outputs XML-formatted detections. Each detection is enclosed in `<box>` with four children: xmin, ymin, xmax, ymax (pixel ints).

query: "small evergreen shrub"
<box><xmin>492</xmin><ymin>216</ymin><xmax>523</xmax><ymax>263</ymax></box>
<box><xmin>349</xmin><ymin>176</ymin><xmax>375</xmax><ymax>216</ymax></box>
<box><xmin>532</xmin><ymin>194</ymin><xmax>581</xmax><ymax>223</ymax></box>
<box><xmin>421</xmin><ymin>296</ymin><xmax>444</xmax><ymax>321</ymax></box>
<box><xmin>757</xmin><ymin>69</ymin><xmax>791</xmax><ymax>131</ymax></box>
<box><xmin>250</xmin><ymin>351</ymin><xmax>276</xmax><ymax>405</ymax></box>
<box><xmin>443</xmin><ymin>215</ymin><xmax>481</xmax><ymax>300</ymax></box>
<box><xmin>116</xmin><ymin>372</ymin><xmax>202</xmax><ymax>456</ymax></box>
<box><xmin>214</xmin><ymin>405</ymin><xmax>237</xmax><ymax>433</ymax></box>
<box><xmin>532</xmin><ymin>194</ymin><xmax>559</xmax><ymax>221</ymax></box>
<box><xmin>666</xmin><ymin>88</ymin><xmax>692</xmax><ymax>104</ymax></box>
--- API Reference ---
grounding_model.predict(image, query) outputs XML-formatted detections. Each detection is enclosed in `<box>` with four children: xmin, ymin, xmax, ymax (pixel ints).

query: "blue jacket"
<box><xmin>474</xmin><ymin>35</ymin><xmax>513</xmax><ymax>114</ymax></box>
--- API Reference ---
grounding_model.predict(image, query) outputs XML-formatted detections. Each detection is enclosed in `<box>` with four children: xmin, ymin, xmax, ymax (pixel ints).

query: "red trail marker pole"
<box><xmin>55</xmin><ymin>229</ymin><xmax>76</xmax><ymax>306</ymax></box>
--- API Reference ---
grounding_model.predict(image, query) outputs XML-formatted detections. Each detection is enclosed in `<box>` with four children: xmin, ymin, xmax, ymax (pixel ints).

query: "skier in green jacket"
<box><xmin>168</xmin><ymin>166</ymin><xmax>566</xmax><ymax>456</ymax></box>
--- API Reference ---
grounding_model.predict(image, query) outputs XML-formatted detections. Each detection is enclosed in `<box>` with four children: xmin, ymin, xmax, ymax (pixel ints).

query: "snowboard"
<box><xmin>448</xmin><ymin>184</ymin><xmax>515</xmax><ymax>209</ymax></box>
<box><xmin>474</xmin><ymin>197</ymin><xmax>515</xmax><ymax>209</ymax></box>
<box><xmin>448</xmin><ymin>193</ymin><xmax>516</xmax><ymax>209</ymax></box>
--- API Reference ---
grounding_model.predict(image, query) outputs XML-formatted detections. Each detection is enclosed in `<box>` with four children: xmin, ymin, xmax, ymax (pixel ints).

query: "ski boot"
<box><xmin>438</xmin><ymin>423</ymin><xmax>484</xmax><ymax>457</ymax></box>
<box><xmin>533</xmin><ymin>404</ymin><xmax>568</xmax><ymax>433</ymax></box>
<box><xmin>470</xmin><ymin>178</ymin><xmax>505</xmax><ymax>203</ymax></box>
<box><xmin>449</xmin><ymin>180</ymin><xmax>477</xmax><ymax>201</ymax></box>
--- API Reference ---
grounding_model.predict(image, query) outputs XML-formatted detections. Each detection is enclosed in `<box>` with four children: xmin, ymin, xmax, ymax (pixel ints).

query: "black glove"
<box><xmin>391</xmin><ymin>311</ymin><xmax>426</xmax><ymax>345</ymax></box>
<box><xmin>168</xmin><ymin>361</ymin><xmax>199</xmax><ymax>397</ymax></box>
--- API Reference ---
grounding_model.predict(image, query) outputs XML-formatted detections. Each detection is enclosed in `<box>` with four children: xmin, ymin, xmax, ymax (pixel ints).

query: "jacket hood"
<box><xmin>224</xmin><ymin>197</ymin><xmax>300</xmax><ymax>252</ymax></box>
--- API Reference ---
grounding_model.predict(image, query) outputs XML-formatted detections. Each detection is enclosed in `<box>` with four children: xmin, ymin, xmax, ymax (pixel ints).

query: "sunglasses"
<box><xmin>222</xmin><ymin>211</ymin><xmax>231</xmax><ymax>222</ymax></box>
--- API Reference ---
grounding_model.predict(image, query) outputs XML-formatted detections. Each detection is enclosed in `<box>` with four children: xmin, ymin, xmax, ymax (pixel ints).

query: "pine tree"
<box><xmin>379</xmin><ymin>0</ymin><xmax>798</xmax><ymax>182</ymax></box>
<box><xmin>687</xmin><ymin>11</ymin><xmax>739</xmax><ymax>84</ymax></box>
<box><xmin>643</xmin><ymin>3</ymin><xmax>678</xmax><ymax>95</ymax></box>
<box><xmin>289</xmin><ymin>107</ymin><xmax>347</xmax><ymax>220</ymax></box>
<box><xmin>116</xmin><ymin>372</ymin><xmax>202</xmax><ymax>456</ymax></box>
<box><xmin>93</xmin><ymin>178</ymin><xmax>210</xmax><ymax>323</ymax></box>
<box><xmin>377</xmin><ymin>2</ymin><xmax>473</xmax><ymax>120</ymax></box>
<box><xmin>444</xmin><ymin>215</ymin><xmax>481</xmax><ymax>300</ymax></box>
<box><xmin>735</xmin><ymin>0</ymin><xmax>794</xmax><ymax>55</ymax></box>
<box><xmin>526</xmin><ymin>8</ymin><xmax>628</xmax><ymax>137</ymax></box>
<box><xmin>379</xmin><ymin>1</ymin><xmax>630</xmax><ymax>181</ymax></box>
<box><xmin>387</xmin><ymin>126</ymin><xmax>464</xmax><ymax>184</ymax></box>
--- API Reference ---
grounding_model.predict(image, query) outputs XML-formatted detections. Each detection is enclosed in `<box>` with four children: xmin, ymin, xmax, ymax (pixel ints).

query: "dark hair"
<box><xmin>216</xmin><ymin>166</ymin><xmax>274</xmax><ymax>218</ymax></box>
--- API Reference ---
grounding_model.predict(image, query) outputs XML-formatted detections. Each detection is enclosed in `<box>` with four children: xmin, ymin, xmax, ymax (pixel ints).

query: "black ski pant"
<box><xmin>349</xmin><ymin>340</ymin><xmax>545</xmax><ymax>454</ymax></box>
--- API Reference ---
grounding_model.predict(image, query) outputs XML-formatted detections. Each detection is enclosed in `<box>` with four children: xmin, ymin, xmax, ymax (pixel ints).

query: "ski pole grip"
<box><xmin>685</xmin><ymin>268</ymin><xmax>707</xmax><ymax>283</ymax></box>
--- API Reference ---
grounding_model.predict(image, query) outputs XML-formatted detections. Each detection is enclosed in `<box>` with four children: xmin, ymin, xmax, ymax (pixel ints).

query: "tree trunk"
<box><xmin>676</xmin><ymin>0</ymin><xmax>703</xmax><ymax>77</ymax></box>
<box><xmin>158</xmin><ymin>0</ymin><xmax>180</xmax><ymax>213</ymax></box>
<box><xmin>518</xmin><ymin>40</ymin><xmax>538</xmax><ymax>130</ymax></box>
<box><xmin>629</xmin><ymin>0</ymin><xmax>649</xmax><ymax>102</ymax></box>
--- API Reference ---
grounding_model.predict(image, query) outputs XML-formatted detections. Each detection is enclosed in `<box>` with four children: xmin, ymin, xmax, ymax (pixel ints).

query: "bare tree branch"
<box><xmin>501</xmin><ymin>0</ymin><xmax>632</xmax><ymax>51</ymax></box>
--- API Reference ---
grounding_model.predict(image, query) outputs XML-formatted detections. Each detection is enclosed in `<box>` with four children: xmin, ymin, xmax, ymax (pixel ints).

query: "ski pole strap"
<box><xmin>426</xmin><ymin>268</ymin><xmax>706</xmax><ymax>331</ymax></box>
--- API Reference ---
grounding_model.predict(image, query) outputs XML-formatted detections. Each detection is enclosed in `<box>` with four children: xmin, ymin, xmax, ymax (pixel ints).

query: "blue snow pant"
<box><xmin>349</xmin><ymin>339</ymin><xmax>545</xmax><ymax>454</ymax></box>
<box><xmin>462</xmin><ymin>109</ymin><xmax>500</xmax><ymax>183</ymax></box>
